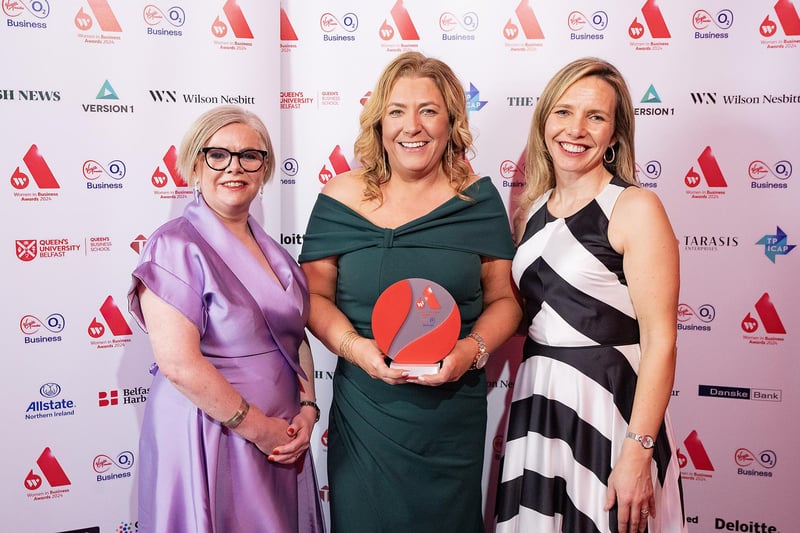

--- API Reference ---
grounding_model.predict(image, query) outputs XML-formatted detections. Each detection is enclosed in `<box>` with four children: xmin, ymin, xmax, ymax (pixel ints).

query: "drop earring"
<box><xmin>193</xmin><ymin>181</ymin><xmax>200</xmax><ymax>204</ymax></box>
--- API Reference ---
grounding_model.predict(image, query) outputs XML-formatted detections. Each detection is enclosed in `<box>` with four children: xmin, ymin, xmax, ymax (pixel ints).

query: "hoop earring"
<box><xmin>603</xmin><ymin>145</ymin><xmax>616</xmax><ymax>164</ymax></box>
<box><xmin>446</xmin><ymin>142</ymin><xmax>454</xmax><ymax>176</ymax></box>
<box><xmin>193</xmin><ymin>180</ymin><xmax>200</xmax><ymax>204</ymax></box>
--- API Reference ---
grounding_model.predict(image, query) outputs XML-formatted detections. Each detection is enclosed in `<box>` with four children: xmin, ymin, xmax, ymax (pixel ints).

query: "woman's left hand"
<box><xmin>412</xmin><ymin>337</ymin><xmax>474</xmax><ymax>386</ymax></box>
<box><xmin>268</xmin><ymin>408</ymin><xmax>317</xmax><ymax>464</ymax></box>
<box><xmin>604</xmin><ymin>448</ymin><xmax>656</xmax><ymax>533</ymax></box>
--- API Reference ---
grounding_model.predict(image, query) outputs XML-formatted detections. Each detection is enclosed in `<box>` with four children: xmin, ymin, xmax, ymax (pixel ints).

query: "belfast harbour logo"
<box><xmin>75</xmin><ymin>0</ymin><xmax>122</xmax><ymax>44</ymax></box>
<box><xmin>628</xmin><ymin>0</ymin><xmax>671</xmax><ymax>50</ymax></box>
<box><xmin>211</xmin><ymin>0</ymin><xmax>254</xmax><ymax>51</ymax></box>
<box><xmin>439</xmin><ymin>10</ymin><xmax>478</xmax><ymax>42</ymax></box>
<box><xmin>741</xmin><ymin>292</ymin><xmax>786</xmax><ymax>345</ymax></box>
<box><xmin>25</xmin><ymin>447</ymin><xmax>71</xmax><ymax>501</ymax></box>
<box><xmin>759</xmin><ymin>0</ymin><xmax>800</xmax><ymax>47</ymax></box>
<box><xmin>684</xmin><ymin>145</ymin><xmax>727</xmax><ymax>198</ymax></box>
<box><xmin>379</xmin><ymin>0</ymin><xmax>420</xmax><ymax>51</ymax></box>
<box><xmin>3</xmin><ymin>0</ymin><xmax>50</xmax><ymax>28</ymax></box>
<box><xmin>143</xmin><ymin>3</ymin><xmax>185</xmax><ymax>37</ymax></box>
<box><xmin>20</xmin><ymin>312</ymin><xmax>65</xmax><ymax>344</ymax></box>
<box><xmin>87</xmin><ymin>295</ymin><xmax>133</xmax><ymax>349</ymax></box>
<box><xmin>748</xmin><ymin>158</ymin><xmax>791</xmax><ymax>190</ymax></box>
<box><xmin>756</xmin><ymin>227</ymin><xmax>795</xmax><ymax>263</ymax></box>
<box><xmin>567</xmin><ymin>9</ymin><xmax>608</xmax><ymax>41</ymax></box>
<box><xmin>9</xmin><ymin>144</ymin><xmax>60</xmax><ymax>202</ymax></box>
<box><xmin>692</xmin><ymin>8</ymin><xmax>733</xmax><ymax>40</ymax></box>
<box><xmin>503</xmin><ymin>0</ymin><xmax>544</xmax><ymax>51</ymax></box>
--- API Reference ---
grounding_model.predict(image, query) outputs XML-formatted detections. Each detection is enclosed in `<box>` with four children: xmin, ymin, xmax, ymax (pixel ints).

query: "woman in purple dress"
<box><xmin>128</xmin><ymin>105</ymin><xmax>325</xmax><ymax>532</ymax></box>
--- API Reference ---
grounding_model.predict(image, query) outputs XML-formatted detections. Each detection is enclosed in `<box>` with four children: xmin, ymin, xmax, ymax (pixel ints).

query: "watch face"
<box><xmin>475</xmin><ymin>353</ymin><xmax>489</xmax><ymax>369</ymax></box>
<box><xmin>641</xmin><ymin>435</ymin><xmax>655</xmax><ymax>449</ymax></box>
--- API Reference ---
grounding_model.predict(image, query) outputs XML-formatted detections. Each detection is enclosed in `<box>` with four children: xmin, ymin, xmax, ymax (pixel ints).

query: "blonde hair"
<box><xmin>516</xmin><ymin>57</ymin><xmax>637</xmax><ymax>224</ymax></box>
<box><xmin>354</xmin><ymin>51</ymin><xmax>473</xmax><ymax>203</ymax></box>
<box><xmin>177</xmin><ymin>105</ymin><xmax>275</xmax><ymax>186</ymax></box>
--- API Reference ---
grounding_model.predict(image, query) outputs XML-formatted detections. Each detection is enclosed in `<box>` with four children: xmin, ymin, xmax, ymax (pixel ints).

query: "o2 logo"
<box><xmin>692</xmin><ymin>9</ymin><xmax>734</xmax><ymax>30</ymax></box>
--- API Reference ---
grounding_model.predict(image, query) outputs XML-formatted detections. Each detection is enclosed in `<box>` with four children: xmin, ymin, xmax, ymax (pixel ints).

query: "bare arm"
<box><xmin>604</xmin><ymin>187</ymin><xmax>680</xmax><ymax>533</ymax></box>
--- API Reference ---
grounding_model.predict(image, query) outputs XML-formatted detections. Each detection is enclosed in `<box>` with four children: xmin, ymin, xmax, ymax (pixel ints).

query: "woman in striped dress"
<box><xmin>496</xmin><ymin>58</ymin><xmax>686</xmax><ymax>533</ymax></box>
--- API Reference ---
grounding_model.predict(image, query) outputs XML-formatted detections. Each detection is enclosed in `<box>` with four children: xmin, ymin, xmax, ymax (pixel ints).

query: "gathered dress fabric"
<box><xmin>496</xmin><ymin>177</ymin><xmax>686</xmax><ymax>533</ymax></box>
<box><xmin>299</xmin><ymin>177</ymin><xmax>515</xmax><ymax>533</ymax></box>
<box><xmin>128</xmin><ymin>198</ymin><xmax>325</xmax><ymax>533</ymax></box>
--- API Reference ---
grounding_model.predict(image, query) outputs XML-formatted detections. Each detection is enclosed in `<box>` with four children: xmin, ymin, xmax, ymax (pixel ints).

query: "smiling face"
<box><xmin>381</xmin><ymin>76</ymin><xmax>451</xmax><ymax>181</ymax></box>
<box><xmin>544</xmin><ymin>75</ymin><xmax>617</xmax><ymax>182</ymax></box>
<box><xmin>195</xmin><ymin>122</ymin><xmax>267</xmax><ymax>223</ymax></box>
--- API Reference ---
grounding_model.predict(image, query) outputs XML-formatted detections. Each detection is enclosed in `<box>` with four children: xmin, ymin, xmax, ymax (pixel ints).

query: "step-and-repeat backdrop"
<box><xmin>2</xmin><ymin>1</ymin><xmax>797</xmax><ymax>531</ymax></box>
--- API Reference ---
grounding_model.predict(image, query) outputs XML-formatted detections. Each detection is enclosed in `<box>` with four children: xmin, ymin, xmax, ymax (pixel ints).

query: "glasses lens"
<box><xmin>239</xmin><ymin>150</ymin><xmax>266</xmax><ymax>172</ymax></box>
<box><xmin>205</xmin><ymin>148</ymin><xmax>231</xmax><ymax>171</ymax></box>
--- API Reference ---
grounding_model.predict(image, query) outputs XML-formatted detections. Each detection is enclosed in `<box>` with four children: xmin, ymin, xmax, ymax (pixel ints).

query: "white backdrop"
<box><xmin>2</xmin><ymin>1</ymin><xmax>798</xmax><ymax>532</ymax></box>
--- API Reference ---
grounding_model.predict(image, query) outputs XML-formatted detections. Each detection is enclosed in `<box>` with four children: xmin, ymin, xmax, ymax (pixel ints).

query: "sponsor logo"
<box><xmin>503</xmin><ymin>0</ymin><xmax>544</xmax><ymax>52</ymax></box>
<box><xmin>20</xmin><ymin>312</ymin><xmax>65</xmax><ymax>344</ymax></box>
<box><xmin>280</xmin><ymin>158</ymin><xmax>298</xmax><ymax>185</ymax></box>
<box><xmin>628</xmin><ymin>0</ymin><xmax>671</xmax><ymax>51</ymax></box>
<box><xmin>130</xmin><ymin>234</ymin><xmax>148</xmax><ymax>254</ymax></box>
<box><xmin>677</xmin><ymin>430</ymin><xmax>714</xmax><ymax>481</ymax></box>
<box><xmin>3</xmin><ymin>0</ymin><xmax>49</xmax><ymax>28</ymax></box>
<box><xmin>98</xmin><ymin>387</ymin><xmax>149</xmax><ymax>407</ymax></box>
<box><xmin>0</xmin><ymin>88</ymin><xmax>61</xmax><ymax>102</ymax></box>
<box><xmin>466</xmin><ymin>83</ymin><xmax>488</xmax><ymax>113</ymax></box>
<box><xmin>143</xmin><ymin>4</ymin><xmax>185</xmax><ymax>37</ymax></box>
<box><xmin>714</xmin><ymin>518</ymin><xmax>779</xmax><ymax>532</ymax></box>
<box><xmin>212</xmin><ymin>0</ymin><xmax>253</xmax><ymax>51</ymax></box>
<box><xmin>692</xmin><ymin>8</ymin><xmax>733</xmax><ymax>40</ymax></box>
<box><xmin>379</xmin><ymin>0</ymin><xmax>420</xmax><ymax>52</ymax></box>
<box><xmin>115</xmin><ymin>522</ymin><xmax>138</xmax><ymax>533</ymax></box>
<box><xmin>280</xmin><ymin>91</ymin><xmax>314</xmax><ymax>110</ymax></box>
<box><xmin>499</xmin><ymin>154</ymin><xmax>525</xmax><ymax>189</ymax></box>
<box><xmin>635</xmin><ymin>158</ymin><xmax>661</xmax><ymax>188</ymax></box>
<box><xmin>82</xmin><ymin>80</ymin><xmax>133</xmax><ymax>114</ymax></box>
<box><xmin>280</xmin><ymin>6</ymin><xmax>298</xmax><ymax>52</ymax></box>
<box><xmin>16</xmin><ymin>238</ymin><xmax>82</xmax><ymax>261</ymax></box>
<box><xmin>685</xmin><ymin>145</ymin><xmax>727</xmax><ymax>198</ymax></box>
<box><xmin>10</xmin><ymin>144</ymin><xmax>60</xmax><ymax>202</ymax></box>
<box><xmin>320</xmin><ymin>11</ymin><xmax>358</xmax><ymax>42</ymax></box>
<box><xmin>440</xmin><ymin>10</ymin><xmax>478</xmax><ymax>42</ymax></box>
<box><xmin>25</xmin><ymin>447</ymin><xmax>72</xmax><ymax>501</ymax></box>
<box><xmin>319</xmin><ymin>484</ymin><xmax>330</xmax><ymax>503</ymax></box>
<box><xmin>735</xmin><ymin>448</ymin><xmax>777</xmax><ymax>478</ymax></box>
<box><xmin>151</xmin><ymin>145</ymin><xmax>191</xmax><ymax>200</ymax></box>
<box><xmin>280</xmin><ymin>233</ymin><xmax>303</xmax><ymax>247</ymax></box>
<box><xmin>148</xmin><ymin>88</ymin><xmax>256</xmax><ymax>105</ymax></box>
<box><xmin>56</xmin><ymin>528</ymin><xmax>100</xmax><ymax>533</ymax></box>
<box><xmin>760</xmin><ymin>0</ymin><xmax>800</xmax><ymax>50</ymax></box>
<box><xmin>93</xmin><ymin>450</ymin><xmax>134</xmax><ymax>482</ymax></box>
<box><xmin>83</xmin><ymin>158</ymin><xmax>125</xmax><ymax>190</ymax></box>
<box><xmin>75</xmin><ymin>0</ymin><xmax>122</xmax><ymax>45</ymax></box>
<box><xmin>26</xmin><ymin>383</ymin><xmax>76</xmax><ymax>420</ymax></box>
<box><xmin>690</xmin><ymin>91</ymin><xmax>800</xmax><ymax>105</ymax></box>
<box><xmin>567</xmin><ymin>9</ymin><xmax>608</xmax><ymax>41</ymax></box>
<box><xmin>634</xmin><ymin>84</ymin><xmax>674</xmax><ymax>117</ymax></box>
<box><xmin>749</xmin><ymin>158</ymin><xmax>791</xmax><ymax>190</ymax></box>
<box><xmin>318</xmin><ymin>145</ymin><xmax>351</xmax><ymax>185</ymax></box>
<box><xmin>681</xmin><ymin>234</ymin><xmax>738</xmax><ymax>252</ymax></box>
<box><xmin>741</xmin><ymin>292</ymin><xmax>786</xmax><ymax>345</ymax></box>
<box><xmin>756</xmin><ymin>227</ymin><xmax>795</xmax><ymax>263</ymax></box>
<box><xmin>699</xmin><ymin>385</ymin><xmax>782</xmax><ymax>403</ymax></box>
<box><xmin>87</xmin><ymin>295</ymin><xmax>133</xmax><ymax>349</ymax></box>
<box><xmin>677</xmin><ymin>303</ymin><xmax>714</xmax><ymax>332</ymax></box>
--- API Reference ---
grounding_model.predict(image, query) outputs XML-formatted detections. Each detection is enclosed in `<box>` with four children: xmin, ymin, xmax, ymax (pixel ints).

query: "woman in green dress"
<box><xmin>299</xmin><ymin>52</ymin><xmax>521</xmax><ymax>532</ymax></box>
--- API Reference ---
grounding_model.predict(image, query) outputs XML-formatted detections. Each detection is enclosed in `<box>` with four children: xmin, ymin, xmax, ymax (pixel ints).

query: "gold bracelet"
<box><xmin>222</xmin><ymin>397</ymin><xmax>250</xmax><ymax>428</ymax></box>
<box><xmin>338</xmin><ymin>330</ymin><xmax>360</xmax><ymax>363</ymax></box>
<box><xmin>300</xmin><ymin>399</ymin><xmax>321</xmax><ymax>422</ymax></box>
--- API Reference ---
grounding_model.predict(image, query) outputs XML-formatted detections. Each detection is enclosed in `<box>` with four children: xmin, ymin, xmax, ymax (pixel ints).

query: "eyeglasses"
<box><xmin>200</xmin><ymin>147</ymin><xmax>268</xmax><ymax>172</ymax></box>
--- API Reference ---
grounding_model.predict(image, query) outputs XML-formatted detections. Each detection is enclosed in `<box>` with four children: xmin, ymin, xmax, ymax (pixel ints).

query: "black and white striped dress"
<box><xmin>496</xmin><ymin>177</ymin><xmax>685</xmax><ymax>533</ymax></box>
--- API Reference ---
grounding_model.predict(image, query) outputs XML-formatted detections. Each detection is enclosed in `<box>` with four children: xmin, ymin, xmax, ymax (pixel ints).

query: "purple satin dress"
<box><xmin>128</xmin><ymin>198</ymin><xmax>325</xmax><ymax>533</ymax></box>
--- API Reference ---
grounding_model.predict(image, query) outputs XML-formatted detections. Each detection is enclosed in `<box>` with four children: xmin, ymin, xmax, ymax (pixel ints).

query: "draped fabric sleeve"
<box><xmin>128</xmin><ymin>218</ymin><xmax>207</xmax><ymax>335</ymax></box>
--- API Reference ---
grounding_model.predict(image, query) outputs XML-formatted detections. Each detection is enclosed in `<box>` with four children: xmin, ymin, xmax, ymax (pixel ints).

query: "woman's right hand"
<box><xmin>249</xmin><ymin>414</ymin><xmax>294</xmax><ymax>459</ymax></box>
<box><xmin>350</xmin><ymin>336</ymin><xmax>410</xmax><ymax>385</ymax></box>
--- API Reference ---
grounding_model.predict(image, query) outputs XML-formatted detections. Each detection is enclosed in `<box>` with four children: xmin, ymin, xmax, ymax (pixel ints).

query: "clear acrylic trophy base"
<box><xmin>390</xmin><ymin>361</ymin><xmax>442</xmax><ymax>377</ymax></box>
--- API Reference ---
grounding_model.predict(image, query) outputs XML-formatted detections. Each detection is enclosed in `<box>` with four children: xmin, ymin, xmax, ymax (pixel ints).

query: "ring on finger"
<box><xmin>640</xmin><ymin>508</ymin><xmax>649</xmax><ymax>516</ymax></box>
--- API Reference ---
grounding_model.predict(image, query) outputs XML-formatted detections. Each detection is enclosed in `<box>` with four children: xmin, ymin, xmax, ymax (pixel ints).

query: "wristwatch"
<box><xmin>626</xmin><ymin>431</ymin><xmax>655</xmax><ymax>449</ymax></box>
<box><xmin>467</xmin><ymin>332</ymin><xmax>489</xmax><ymax>370</ymax></box>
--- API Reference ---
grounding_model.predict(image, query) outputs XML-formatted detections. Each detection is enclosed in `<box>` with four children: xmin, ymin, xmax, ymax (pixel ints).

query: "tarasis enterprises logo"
<box><xmin>143</xmin><ymin>4</ymin><xmax>185</xmax><ymax>37</ymax></box>
<box><xmin>567</xmin><ymin>9</ymin><xmax>608</xmax><ymax>41</ymax></box>
<box><xmin>25</xmin><ymin>447</ymin><xmax>71</xmax><ymax>501</ymax></box>
<box><xmin>318</xmin><ymin>145</ymin><xmax>351</xmax><ymax>185</ymax></box>
<box><xmin>741</xmin><ymin>292</ymin><xmax>786</xmax><ymax>345</ymax></box>
<box><xmin>677</xmin><ymin>430</ymin><xmax>714</xmax><ymax>481</ymax></box>
<box><xmin>3</xmin><ymin>0</ymin><xmax>50</xmax><ymax>28</ymax></box>
<box><xmin>756</xmin><ymin>227</ymin><xmax>795</xmax><ymax>263</ymax></box>
<box><xmin>759</xmin><ymin>0</ymin><xmax>800</xmax><ymax>41</ymax></box>
<box><xmin>684</xmin><ymin>145</ymin><xmax>727</xmax><ymax>198</ymax></box>
<box><xmin>10</xmin><ymin>144</ymin><xmax>60</xmax><ymax>201</ymax></box>
<box><xmin>151</xmin><ymin>145</ymin><xmax>191</xmax><ymax>200</ymax></box>
<box><xmin>692</xmin><ymin>8</ymin><xmax>733</xmax><ymax>40</ymax></box>
<box><xmin>748</xmin><ymin>158</ymin><xmax>791</xmax><ymax>190</ymax></box>
<box><xmin>503</xmin><ymin>0</ymin><xmax>544</xmax><ymax>51</ymax></box>
<box><xmin>379</xmin><ymin>0</ymin><xmax>419</xmax><ymax>49</ymax></box>
<box><xmin>211</xmin><ymin>0</ymin><xmax>254</xmax><ymax>51</ymax></box>
<box><xmin>87</xmin><ymin>295</ymin><xmax>133</xmax><ymax>348</ymax></box>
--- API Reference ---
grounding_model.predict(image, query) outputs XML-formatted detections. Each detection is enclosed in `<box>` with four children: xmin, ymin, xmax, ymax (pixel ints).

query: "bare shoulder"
<box><xmin>320</xmin><ymin>170</ymin><xmax>366</xmax><ymax>206</ymax></box>
<box><xmin>614</xmin><ymin>185</ymin><xmax>669</xmax><ymax>223</ymax></box>
<box><xmin>610</xmin><ymin>185</ymin><xmax>676</xmax><ymax>253</ymax></box>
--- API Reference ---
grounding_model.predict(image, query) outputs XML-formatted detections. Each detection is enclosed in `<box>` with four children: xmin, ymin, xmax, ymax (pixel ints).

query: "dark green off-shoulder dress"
<box><xmin>299</xmin><ymin>177</ymin><xmax>515</xmax><ymax>533</ymax></box>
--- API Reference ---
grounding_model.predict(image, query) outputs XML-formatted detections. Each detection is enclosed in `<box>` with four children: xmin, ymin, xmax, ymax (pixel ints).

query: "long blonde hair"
<box><xmin>354</xmin><ymin>51</ymin><xmax>474</xmax><ymax>203</ymax></box>
<box><xmin>516</xmin><ymin>57</ymin><xmax>637</xmax><ymax>226</ymax></box>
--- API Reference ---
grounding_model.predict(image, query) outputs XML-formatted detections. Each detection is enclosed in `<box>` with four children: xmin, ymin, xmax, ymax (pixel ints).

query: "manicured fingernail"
<box><xmin>288</xmin><ymin>427</ymin><xmax>296</xmax><ymax>436</ymax></box>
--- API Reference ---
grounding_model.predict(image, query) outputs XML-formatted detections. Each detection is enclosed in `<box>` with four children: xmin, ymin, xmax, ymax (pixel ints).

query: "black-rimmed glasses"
<box><xmin>200</xmin><ymin>147</ymin><xmax>268</xmax><ymax>172</ymax></box>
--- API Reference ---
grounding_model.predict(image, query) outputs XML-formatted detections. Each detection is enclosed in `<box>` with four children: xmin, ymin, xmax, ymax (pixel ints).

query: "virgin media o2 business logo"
<box><xmin>741</xmin><ymin>292</ymin><xmax>786</xmax><ymax>345</ymax></box>
<box><xmin>677</xmin><ymin>430</ymin><xmax>714</xmax><ymax>481</ymax></box>
<box><xmin>25</xmin><ymin>447</ymin><xmax>72</xmax><ymax>501</ymax></box>
<box><xmin>3</xmin><ymin>0</ymin><xmax>49</xmax><ymax>28</ymax></box>
<box><xmin>10</xmin><ymin>144</ymin><xmax>60</xmax><ymax>202</ymax></box>
<box><xmin>87</xmin><ymin>295</ymin><xmax>133</xmax><ymax>349</ymax></box>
